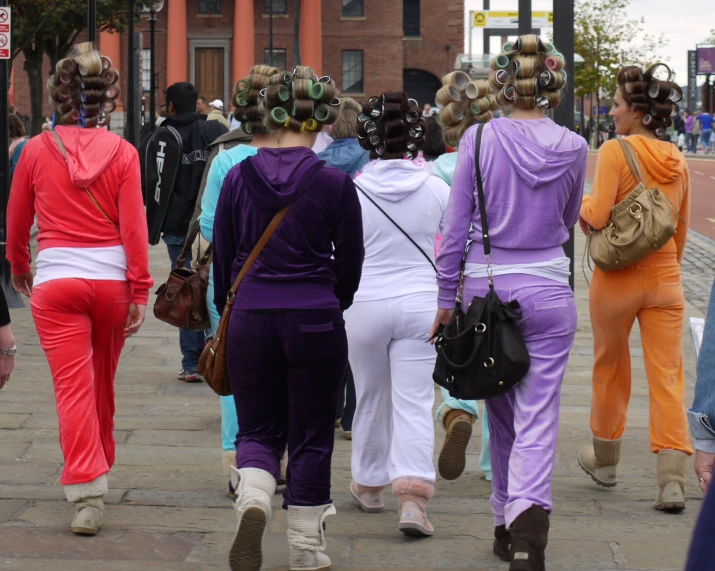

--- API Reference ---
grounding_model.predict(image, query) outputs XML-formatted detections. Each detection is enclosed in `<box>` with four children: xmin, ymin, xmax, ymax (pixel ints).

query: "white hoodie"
<box><xmin>353</xmin><ymin>159</ymin><xmax>450</xmax><ymax>302</ymax></box>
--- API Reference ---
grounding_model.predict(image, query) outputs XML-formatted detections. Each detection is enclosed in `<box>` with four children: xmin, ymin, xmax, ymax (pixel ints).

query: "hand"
<box><xmin>0</xmin><ymin>325</ymin><xmax>15</xmax><ymax>390</ymax></box>
<box><xmin>11</xmin><ymin>272</ymin><xmax>33</xmax><ymax>297</ymax></box>
<box><xmin>430</xmin><ymin>309</ymin><xmax>454</xmax><ymax>343</ymax></box>
<box><xmin>124</xmin><ymin>304</ymin><xmax>147</xmax><ymax>337</ymax></box>
<box><xmin>694</xmin><ymin>449</ymin><xmax>715</xmax><ymax>493</ymax></box>
<box><xmin>579</xmin><ymin>216</ymin><xmax>590</xmax><ymax>236</ymax></box>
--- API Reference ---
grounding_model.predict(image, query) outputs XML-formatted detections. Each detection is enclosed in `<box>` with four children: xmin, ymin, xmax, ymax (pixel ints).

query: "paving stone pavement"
<box><xmin>0</xmin><ymin>231</ymin><xmax>709</xmax><ymax>571</ymax></box>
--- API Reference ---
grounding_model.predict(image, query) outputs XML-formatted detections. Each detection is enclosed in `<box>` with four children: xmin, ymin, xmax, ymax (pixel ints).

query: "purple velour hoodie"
<box><xmin>213</xmin><ymin>146</ymin><xmax>364</xmax><ymax>313</ymax></box>
<box><xmin>436</xmin><ymin>118</ymin><xmax>587</xmax><ymax>308</ymax></box>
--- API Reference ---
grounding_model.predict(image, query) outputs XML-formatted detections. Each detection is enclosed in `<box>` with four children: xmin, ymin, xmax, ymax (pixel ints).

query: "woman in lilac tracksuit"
<box><xmin>434</xmin><ymin>36</ymin><xmax>587</xmax><ymax>570</ymax></box>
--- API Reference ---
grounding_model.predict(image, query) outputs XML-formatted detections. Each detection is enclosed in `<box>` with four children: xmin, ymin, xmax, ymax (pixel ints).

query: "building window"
<box><xmin>264</xmin><ymin>0</ymin><xmax>287</xmax><ymax>15</ymax></box>
<box><xmin>198</xmin><ymin>0</ymin><xmax>221</xmax><ymax>14</ymax></box>
<box><xmin>342</xmin><ymin>50</ymin><xmax>364</xmax><ymax>94</ymax></box>
<box><xmin>403</xmin><ymin>0</ymin><xmax>420</xmax><ymax>37</ymax></box>
<box><xmin>264</xmin><ymin>48</ymin><xmax>287</xmax><ymax>71</ymax></box>
<box><xmin>141</xmin><ymin>48</ymin><xmax>151</xmax><ymax>92</ymax></box>
<box><xmin>342</xmin><ymin>0</ymin><xmax>364</xmax><ymax>17</ymax></box>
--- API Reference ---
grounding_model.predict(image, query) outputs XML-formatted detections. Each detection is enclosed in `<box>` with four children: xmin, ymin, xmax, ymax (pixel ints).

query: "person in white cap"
<box><xmin>207</xmin><ymin>99</ymin><xmax>230</xmax><ymax>129</ymax></box>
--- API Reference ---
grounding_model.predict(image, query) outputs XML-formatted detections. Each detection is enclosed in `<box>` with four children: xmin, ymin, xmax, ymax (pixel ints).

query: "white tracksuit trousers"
<box><xmin>345</xmin><ymin>292</ymin><xmax>436</xmax><ymax>487</ymax></box>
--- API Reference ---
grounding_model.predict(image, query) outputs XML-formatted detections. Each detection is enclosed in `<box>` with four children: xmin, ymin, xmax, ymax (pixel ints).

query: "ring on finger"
<box><xmin>699</xmin><ymin>477</ymin><xmax>705</xmax><ymax>483</ymax></box>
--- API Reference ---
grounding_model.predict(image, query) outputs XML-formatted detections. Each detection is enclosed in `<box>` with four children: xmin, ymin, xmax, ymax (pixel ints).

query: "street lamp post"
<box><xmin>88</xmin><ymin>0</ymin><xmax>97</xmax><ymax>43</ymax></box>
<box><xmin>126</xmin><ymin>0</ymin><xmax>137</xmax><ymax>146</ymax></box>
<box><xmin>141</xmin><ymin>1</ymin><xmax>165</xmax><ymax>132</ymax></box>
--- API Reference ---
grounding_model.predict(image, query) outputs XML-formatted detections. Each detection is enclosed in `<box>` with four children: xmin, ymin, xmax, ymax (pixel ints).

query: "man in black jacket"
<box><xmin>143</xmin><ymin>82</ymin><xmax>227</xmax><ymax>382</ymax></box>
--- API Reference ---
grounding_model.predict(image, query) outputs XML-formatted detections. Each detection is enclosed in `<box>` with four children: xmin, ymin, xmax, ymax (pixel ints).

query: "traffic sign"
<box><xmin>0</xmin><ymin>7</ymin><xmax>10</xmax><ymax>60</ymax></box>
<box><xmin>472</xmin><ymin>10</ymin><xmax>553</xmax><ymax>29</ymax></box>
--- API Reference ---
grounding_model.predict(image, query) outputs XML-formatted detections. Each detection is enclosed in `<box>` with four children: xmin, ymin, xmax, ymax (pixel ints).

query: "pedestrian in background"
<box><xmin>692</xmin><ymin>111</ymin><xmax>701</xmax><ymax>153</ymax></box>
<box><xmin>697</xmin><ymin>108</ymin><xmax>713</xmax><ymax>155</ymax></box>
<box><xmin>192</xmin><ymin>65</ymin><xmax>279</xmax><ymax>493</ymax></box>
<box><xmin>435</xmin><ymin>36</ymin><xmax>586</xmax><ymax>570</ymax></box>
<box><xmin>196</xmin><ymin>95</ymin><xmax>208</xmax><ymax>116</ymax></box>
<box><xmin>8</xmin><ymin>114</ymin><xmax>28</xmax><ymax>178</ymax></box>
<box><xmin>6</xmin><ymin>43</ymin><xmax>152</xmax><ymax>536</ymax></box>
<box><xmin>578</xmin><ymin>64</ymin><xmax>692</xmax><ymax>512</ymax></box>
<box><xmin>0</xmin><ymin>288</ymin><xmax>15</xmax><ymax>390</ymax></box>
<box><xmin>213</xmin><ymin>66</ymin><xmax>363</xmax><ymax>571</ymax></box>
<box><xmin>207</xmin><ymin>99</ymin><xmax>231</xmax><ymax>130</ymax></box>
<box><xmin>684</xmin><ymin>110</ymin><xmax>694</xmax><ymax>153</ymax></box>
<box><xmin>140</xmin><ymin>82</ymin><xmax>227</xmax><ymax>384</ymax></box>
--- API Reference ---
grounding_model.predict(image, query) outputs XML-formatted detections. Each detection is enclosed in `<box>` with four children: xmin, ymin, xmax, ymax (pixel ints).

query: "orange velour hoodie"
<box><xmin>6</xmin><ymin>126</ymin><xmax>153</xmax><ymax>304</ymax></box>
<box><xmin>581</xmin><ymin>135</ymin><xmax>691</xmax><ymax>264</ymax></box>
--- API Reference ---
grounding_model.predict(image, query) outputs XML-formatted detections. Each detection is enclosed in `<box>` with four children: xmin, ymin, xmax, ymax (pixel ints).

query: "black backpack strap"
<box><xmin>354</xmin><ymin>182</ymin><xmax>437</xmax><ymax>274</ymax></box>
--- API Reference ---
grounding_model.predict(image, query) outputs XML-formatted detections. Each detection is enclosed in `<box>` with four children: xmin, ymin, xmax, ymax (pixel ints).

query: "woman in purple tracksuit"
<box><xmin>212</xmin><ymin>67</ymin><xmax>364</xmax><ymax>571</ymax></box>
<box><xmin>433</xmin><ymin>36</ymin><xmax>587</xmax><ymax>571</ymax></box>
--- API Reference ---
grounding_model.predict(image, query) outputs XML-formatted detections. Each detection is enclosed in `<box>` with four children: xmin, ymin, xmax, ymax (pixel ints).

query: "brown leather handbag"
<box><xmin>587</xmin><ymin>139</ymin><xmax>684</xmax><ymax>272</ymax></box>
<box><xmin>154</xmin><ymin>221</ymin><xmax>213</xmax><ymax>330</ymax></box>
<box><xmin>199</xmin><ymin>205</ymin><xmax>291</xmax><ymax>396</ymax></box>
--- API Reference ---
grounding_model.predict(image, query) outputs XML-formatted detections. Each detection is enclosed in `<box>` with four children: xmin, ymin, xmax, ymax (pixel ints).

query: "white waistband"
<box><xmin>464</xmin><ymin>257</ymin><xmax>571</xmax><ymax>285</ymax></box>
<box><xmin>35</xmin><ymin>246</ymin><xmax>128</xmax><ymax>287</ymax></box>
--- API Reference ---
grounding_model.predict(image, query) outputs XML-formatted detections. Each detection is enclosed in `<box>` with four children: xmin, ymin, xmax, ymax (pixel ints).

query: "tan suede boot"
<box><xmin>350</xmin><ymin>480</ymin><xmax>385</xmax><ymax>513</ymax></box>
<box><xmin>71</xmin><ymin>497</ymin><xmax>104</xmax><ymax>536</ymax></box>
<box><xmin>654</xmin><ymin>449</ymin><xmax>687</xmax><ymax>512</ymax></box>
<box><xmin>393</xmin><ymin>477</ymin><xmax>434</xmax><ymax>537</ymax></box>
<box><xmin>578</xmin><ymin>437</ymin><xmax>621</xmax><ymax>487</ymax></box>
<box><xmin>438</xmin><ymin>409</ymin><xmax>475</xmax><ymax>481</ymax></box>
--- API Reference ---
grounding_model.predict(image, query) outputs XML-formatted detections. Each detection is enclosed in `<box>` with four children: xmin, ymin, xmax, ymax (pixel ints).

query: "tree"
<box><xmin>574</xmin><ymin>0</ymin><xmax>668</xmax><ymax>142</ymax></box>
<box><xmin>10</xmin><ymin>0</ymin><xmax>132</xmax><ymax>135</ymax></box>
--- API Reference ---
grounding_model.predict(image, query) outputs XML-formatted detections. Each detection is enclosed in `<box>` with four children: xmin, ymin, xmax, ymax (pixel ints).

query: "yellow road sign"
<box><xmin>472</xmin><ymin>10</ymin><xmax>553</xmax><ymax>29</ymax></box>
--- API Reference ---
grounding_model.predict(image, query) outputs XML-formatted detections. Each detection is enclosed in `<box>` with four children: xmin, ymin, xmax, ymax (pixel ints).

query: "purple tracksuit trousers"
<box><xmin>462</xmin><ymin>273</ymin><xmax>577</xmax><ymax>529</ymax></box>
<box><xmin>227</xmin><ymin>307</ymin><xmax>348</xmax><ymax>508</ymax></box>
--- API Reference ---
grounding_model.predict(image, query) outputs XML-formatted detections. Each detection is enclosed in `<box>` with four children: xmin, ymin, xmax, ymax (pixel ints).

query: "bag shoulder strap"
<box><xmin>354</xmin><ymin>182</ymin><xmax>437</xmax><ymax>274</ymax></box>
<box><xmin>474</xmin><ymin>123</ymin><xmax>490</xmax><ymax>257</ymax></box>
<box><xmin>617</xmin><ymin>139</ymin><xmax>645</xmax><ymax>184</ymax></box>
<box><xmin>227</xmin><ymin>205</ymin><xmax>291</xmax><ymax>298</ymax></box>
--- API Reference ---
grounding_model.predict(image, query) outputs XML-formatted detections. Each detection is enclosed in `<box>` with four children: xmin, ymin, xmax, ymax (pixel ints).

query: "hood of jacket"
<box><xmin>354</xmin><ymin>158</ymin><xmax>431</xmax><ymax>202</ymax></box>
<box><xmin>163</xmin><ymin>112</ymin><xmax>202</xmax><ymax>129</ymax></box>
<box><xmin>46</xmin><ymin>126</ymin><xmax>122</xmax><ymax>188</ymax></box>
<box><xmin>489</xmin><ymin>117</ymin><xmax>586</xmax><ymax>189</ymax></box>
<box><xmin>625</xmin><ymin>135</ymin><xmax>686</xmax><ymax>184</ymax></box>
<box><xmin>317</xmin><ymin>138</ymin><xmax>370</xmax><ymax>176</ymax></box>
<box><xmin>208</xmin><ymin>128</ymin><xmax>252</xmax><ymax>150</ymax></box>
<box><xmin>241</xmin><ymin>147</ymin><xmax>325</xmax><ymax>210</ymax></box>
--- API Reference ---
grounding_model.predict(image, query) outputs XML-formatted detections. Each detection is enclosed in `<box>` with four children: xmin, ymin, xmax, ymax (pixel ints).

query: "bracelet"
<box><xmin>0</xmin><ymin>345</ymin><xmax>17</xmax><ymax>356</ymax></box>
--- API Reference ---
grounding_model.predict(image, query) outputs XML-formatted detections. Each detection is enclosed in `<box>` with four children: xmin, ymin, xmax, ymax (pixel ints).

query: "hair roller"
<box><xmin>382</xmin><ymin>102</ymin><xmax>403</xmax><ymax>120</ymax></box>
<box><xmin>545</xmin><ymin>56</ymin><xmax>565</xmax><ymax>72</ymax></box>
<box><xmin>465</xmin><ymin>80</ymin><xmax>490</xmax><ymax>100</ymax></box>
<box><xmin>491</xmin><ymin>54</ymin><xmax>511</xmax><ymax>70</ymax></box>
<box><xmin>515</xmin><ymin>35</ymin><xmax>541</xmax><ymax>55</ymax></box>
<box><xmin>631</xmin><ymin>102</ymin><xmax>649</xmax><ymax>113</ymax></box>
<box><xmin>440</xmin><ymin>103</ymin><xmax>465</xmax><ymax>125</ymax></box>
<box><xmin>314</xmin><ymin>103</ymin><xmax>338</xmax><ymax>123</ymax></box>
<box><xmin>624</xmin><ymin>80</ymin><xmax>647</xmax><ymax>95</ymax></box>
<box><xmin>292</xmin><ymin>79</ymin><xmax>314</xmax><ymax>100</ymax></box>
<box><xmin>670</xmin><ymin>103</ymin><xmax>680</xmax><ymax>118</ymax></box>
<box><xmin>383</xmin><ymin>119</ymin><xmax>406</xmax><ymax>138</ymax></box>
<box><xmin>502</xmin><ymin>42</ymin><xmax>515</xmax><ymax>53</ymax></box>
<box><xmin>644</xmin><ymin>62</ymin><xmax>672</xmax><ymax>82</ymax></box>
<box><xmin>650</xmin><ymin>101</ymin><xmax>673</xmax><ymax>118</ymax></box>
<box><xmin>647</xmin><ymin>80</ymin><xmax>672</xmax><ymax>101</ymax></box>
<box><xmin>105</xmin><ymin>85</ymin><xmax>120</xmax><ymax>100</ymax></box>
<box><xmin>265</xmin><ymin>106</ymin><xmax>289</xmax><ymax>129</ymax></box>
<box><xmin>668</xmin><ymin>84</ymin><xmax>683</xmax><ymax>103</ymax></box>
<box><xmin>442</xmin><ymin>71</ymin><xmax>470</xmax><ymax>92</ymax></box>
<box><xmin>265</xmin><ymin>84</ymin><xmax>291</xmax><ymax>107</ymax></box>
<box><xmin>476</xmin><ymin>111</ymin><xmax>494</xmax><ymax>123</ymax></box>
<box><xmin>442</xmin><ymin>126</ymin><xmax>464</xmax><ymax>148</ymax></box>
<box><xmin>101</xmin><ymin>69</ymin><xmax>119</xmax><ymax>85</ymax></box>
<box><xmin>310</xmin><ymin>82</ymin><xmax>325</xmax><ymax>100</ymax></box>
<box><xmin>102</xmin><ymin>99</ymin><xmax>117</xmax><ymax>113</ymax></box>
<box><xmin>100</xmin><ymin>56</ymin><xmax>111</xmax><ymax>71</ymax></box>
<box><xmin>642</xmin><ymin>114</ymin><xmax>654</xmax><ymax>126</ymax></box>
<box><xmin>470</xmin><ymin>96</ymin><xmax>494</xmax><ymax>115</ymax></box>
<box><xmin>538</xmin><ymin>71</ymin><xmax>565</xmax><ymax>90</ymax></box>
<box><xmin>405</xmin><ymin>107</ymin><xmax>421</xmax><ymax>124</ymax></box>
<box><xmin>662</xmin><ymin>117</ymin><xmax>672</xmax><ymax>128</ymax></box>
<box><xmin>512</xmin><ymin>56</ymin><xmax>538</xmax><ymax>78</ymax></box>
<box><xmin>543</xmin><ymin>42</ymin><xmax>556</xmax><ymax>54</ymax></box>
<box><xmin>620</xmin><ymin>67</ymin><xmax>643</xmax><ymax>83</ymax></box>
<box><xmin>436</xmin><ymin>85</ymin><xmax>461</xmax><ymax>107</ymax></box>
<box><xmin>544</xmin><ymin>91</ymin><xmax>561</xmax><ymax>109</ymax></box>
<box><xmin>292</xmin><ymin>99</ymin><xmax>315</xmax><ymax>120</ymax></box>
<box><xmin>515</xmin><ymin>77</ymin><xmax>538</xmax><ymax>96</ymax></box>
<box><xmin>488</xmin><ymin>72</ymin><xmax>505</xmax><ymax>91</ymax></box>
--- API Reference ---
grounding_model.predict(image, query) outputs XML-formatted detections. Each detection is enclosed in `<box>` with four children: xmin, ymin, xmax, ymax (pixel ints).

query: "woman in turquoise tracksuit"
<box><xmin>197</xmin><ymin>65</ymin><xmax>280</xmax><ymax>490</ymax></box>
<box><xmin>429</xmin><ymin>72</ymin><xmax>497</xmax><ymax>482</ymax></box>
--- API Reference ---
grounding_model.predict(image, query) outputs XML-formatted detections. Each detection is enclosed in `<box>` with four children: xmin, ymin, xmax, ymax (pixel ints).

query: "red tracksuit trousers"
<box><xmin>31</xmin><ymin>279</ymin><xmax>131</xmax><ymax>485</ymax></box>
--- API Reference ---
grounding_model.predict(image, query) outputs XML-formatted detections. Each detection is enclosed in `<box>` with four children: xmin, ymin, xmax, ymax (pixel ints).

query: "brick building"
<box><xmin>11</xmin><ymin>0</ymin><xmax>463</xmax><ymax>132</ymax></box>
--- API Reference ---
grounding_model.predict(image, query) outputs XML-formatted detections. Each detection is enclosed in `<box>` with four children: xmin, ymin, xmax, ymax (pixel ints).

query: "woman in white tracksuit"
<box><xmin>347</xmin><ymin>92</ymin><xmax>449</xmax><ymax>537</ymax></box>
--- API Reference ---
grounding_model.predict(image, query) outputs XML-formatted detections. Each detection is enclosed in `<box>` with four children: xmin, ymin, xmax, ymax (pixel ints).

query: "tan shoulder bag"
<box><xmin>587</xmin><ymin>139</ymin><xmax>683</xmax><ymax>272</ymax></box>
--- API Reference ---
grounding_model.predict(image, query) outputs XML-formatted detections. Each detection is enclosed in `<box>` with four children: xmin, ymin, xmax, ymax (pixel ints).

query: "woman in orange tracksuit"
<box><xmin>578</xmin><ymin>64</ymin><xmax>692</xmax><ymax>512</ymax></box>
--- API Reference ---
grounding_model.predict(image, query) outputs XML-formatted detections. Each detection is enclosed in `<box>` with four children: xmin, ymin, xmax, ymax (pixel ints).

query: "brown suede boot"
<box><xmin>654</xmin><ymin>449</ymin><xmax>687</xmax><ymax>512</ymax></box>
<box><xmin>578</xmin><ymin>437</ymin><xmax>621</xmax><ymax>488</ymax></box>
<box><xmin>439</xmin><ymin>409</ymin><xmax>474</xmax><ymax>481</ymax></box>
<box><xmin>494</xmin><ymin>524</ymin><xmax>512</xmax><ymax>562</ymax></box>
<box><xmin>393</xmin><ymin>477</ymin><xmax>434</xmax><ymax>537</ymax></box>
<box><xmin>509</xmin><ymin>505</ymin><xmax>549</xmax><ymax>571</ymax></box>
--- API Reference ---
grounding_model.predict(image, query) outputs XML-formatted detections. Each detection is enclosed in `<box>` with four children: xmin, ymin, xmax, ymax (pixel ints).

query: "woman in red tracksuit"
<box><xmin>6</xmin><ymin>42</ymin><xmax>152</xmax><ymax>536</ymax></box>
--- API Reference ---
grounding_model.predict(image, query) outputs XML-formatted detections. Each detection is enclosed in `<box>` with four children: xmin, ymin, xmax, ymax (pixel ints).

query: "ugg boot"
<box><xmin>438</xmin><ymin>408</ymin><xmax>475</xmax><ymax>481</ymax></box>
<box><xmin>578</xmin><ymin>437</ymin><xmax>621</xmax><ymax>487</ymax></box>
<box><xmin>393</xmin><ymin>477</ymin><xmax>434</xmax><ymax>537</ymax></box>
<box><xmin>223</xmin><ymin>451</ymin><xmax>238</xmax><ymax>499</ymax></box>
<box><xmin>287</xmin><ymin>504</ymin><xmax>337</xmax><ymax>571</ymax></box>
<box><xmin>509</xmin><ymin>505</ymin><xmax>549</xmax><ymax>571</ymax></box>
<box><xmin>64</xmin><ymin>474</ymin><xmax>108</xmax><ymax>536</ymax></box>
<box><xmin>228</xmin><ymin>467</ymin><xmax>276</xmax><ymax>571</ymax></box>
<box><xmin>494</xmin><ymin>524</ymin><xmax>512</xmax><ymax>562</ymax></box>
<box><xmin>350</xmin><ymin>480</ymin><xmax>385</xmax><ymax>513</ymax></box>
<box><xmin>654</xmin><ymin>449</ymin><xmax>688</xmax><ymax>512</ymax></box>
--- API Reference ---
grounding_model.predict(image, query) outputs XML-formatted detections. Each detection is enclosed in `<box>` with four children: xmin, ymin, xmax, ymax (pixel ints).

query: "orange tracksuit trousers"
<box><xmin>589</xmin><ymin>260</ymin><xmax>692</xmax><ymax>455</ymax></box>
<box><xmin>31</xmin><ymin>279</ymin><xmax>131</xmax><ymax>485</ymax></box>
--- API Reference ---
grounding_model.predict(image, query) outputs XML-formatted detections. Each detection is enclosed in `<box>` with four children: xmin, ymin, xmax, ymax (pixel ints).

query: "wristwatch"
<box><xmin>0</xmin><ymin>345</ymin><xmax>17</xmax><ymax>356</ymax></box>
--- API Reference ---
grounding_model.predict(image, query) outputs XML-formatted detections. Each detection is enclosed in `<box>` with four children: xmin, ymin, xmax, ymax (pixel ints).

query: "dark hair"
<box><xmin>617</xmin><ymin>63</ymin><xmax>683</xmax><ymax>141</ymax></box>
<box><xmin>165</xmin><ymin>82</ymin><xmax>199</xmax><ymax>114</ymax></box>
<box><xmin>422</xmin><ymin>116</ymin><xmax>445</xmax><ymax>159</ymax></box>
<box><xmin>357</xmin><ymin>91</ymin><xmax>427</xmax><ymax>160</ymax></box>
<box><xmin>489</xmin><ymin>34</ymin><xmax>566</xmax><ymax>111</ymax></box>
<box><xmin>47</xmin><ymin>42</ymin><xmax>120</xmax><ymax>128</ymax></box>
<box><xmin>8</xmin><ymin>114</ymin><xmax>26</xmax><ymax>138</ymax></box>
<box><xmin>233</xmin><ymin>65</ymin><xmax>281</xmax><ymax>134</ymax></box>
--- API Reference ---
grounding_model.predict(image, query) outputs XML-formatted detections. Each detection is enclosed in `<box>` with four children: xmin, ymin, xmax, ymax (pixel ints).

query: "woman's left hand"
<box><xmin>11</xmin><ymin>272</ymin><xmax>33</xmax><ymax>297</ymax></box>
<box><xmin>430</xmin><ymin>309</ymin><xmax>454</xmax><ymax>343</ymax></box>
<box><xmin>695</xmin><ymin>449</ymin><xmax>715</xmax><ymax>493</ymax></box>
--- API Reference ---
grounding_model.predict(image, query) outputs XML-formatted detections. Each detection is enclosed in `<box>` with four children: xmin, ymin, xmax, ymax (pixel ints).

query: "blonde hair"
<box><xmin>488</xmin><ymin>35</ymin><xmax>566</xmax><ymax>111</ymax></box>
<box><xmin>437</xmin><ymin>71</ymin><xmax>498</xmax><ymax>147</ymax></box>
<box><xmin>260</xmin><ymin>66</ymin><xmax>341</xmax><ymax>133</ymax></box>
<box><xmin>331</xmin><ymin>98</ymin><xmax>362</xmax><ymax>140</ymax></box>
<box><xmin>232</xmin><ymin>65</ymin><xmax>281</xmax><ymax>135</ymax></box>
<box><xmin>617</xmin><ymin>63</ymin><xmax>682</xmax><ymax>141</ymax></box>
<box><xmin>47</xmin><ymin>42</ymin><xmax>120</xmax><ymax>128</ymax></box>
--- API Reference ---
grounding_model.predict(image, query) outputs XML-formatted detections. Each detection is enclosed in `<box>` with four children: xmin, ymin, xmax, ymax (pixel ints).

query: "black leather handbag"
<box><xmin>433</xmin><ymin>124</ymin><xmax>530</xmax><ymax>400</ymax></box>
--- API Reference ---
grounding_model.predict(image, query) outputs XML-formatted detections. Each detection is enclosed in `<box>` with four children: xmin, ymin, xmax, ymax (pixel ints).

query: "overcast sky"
<box><xmin>464</xmin><ymin>0</ymin><xmax>714</xmax><ymax>86</ymax></box>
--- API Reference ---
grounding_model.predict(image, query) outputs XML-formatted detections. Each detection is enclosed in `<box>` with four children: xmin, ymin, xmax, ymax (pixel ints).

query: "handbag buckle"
<box><xmin>475</xmin><ymin>323</ymin><xmax>486</xmax><ymax>333</ymax></box>
<box><xmin>628</xmin><ymin>203</ymin><xmax>642</xmax><ymax>219</ymax></box>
